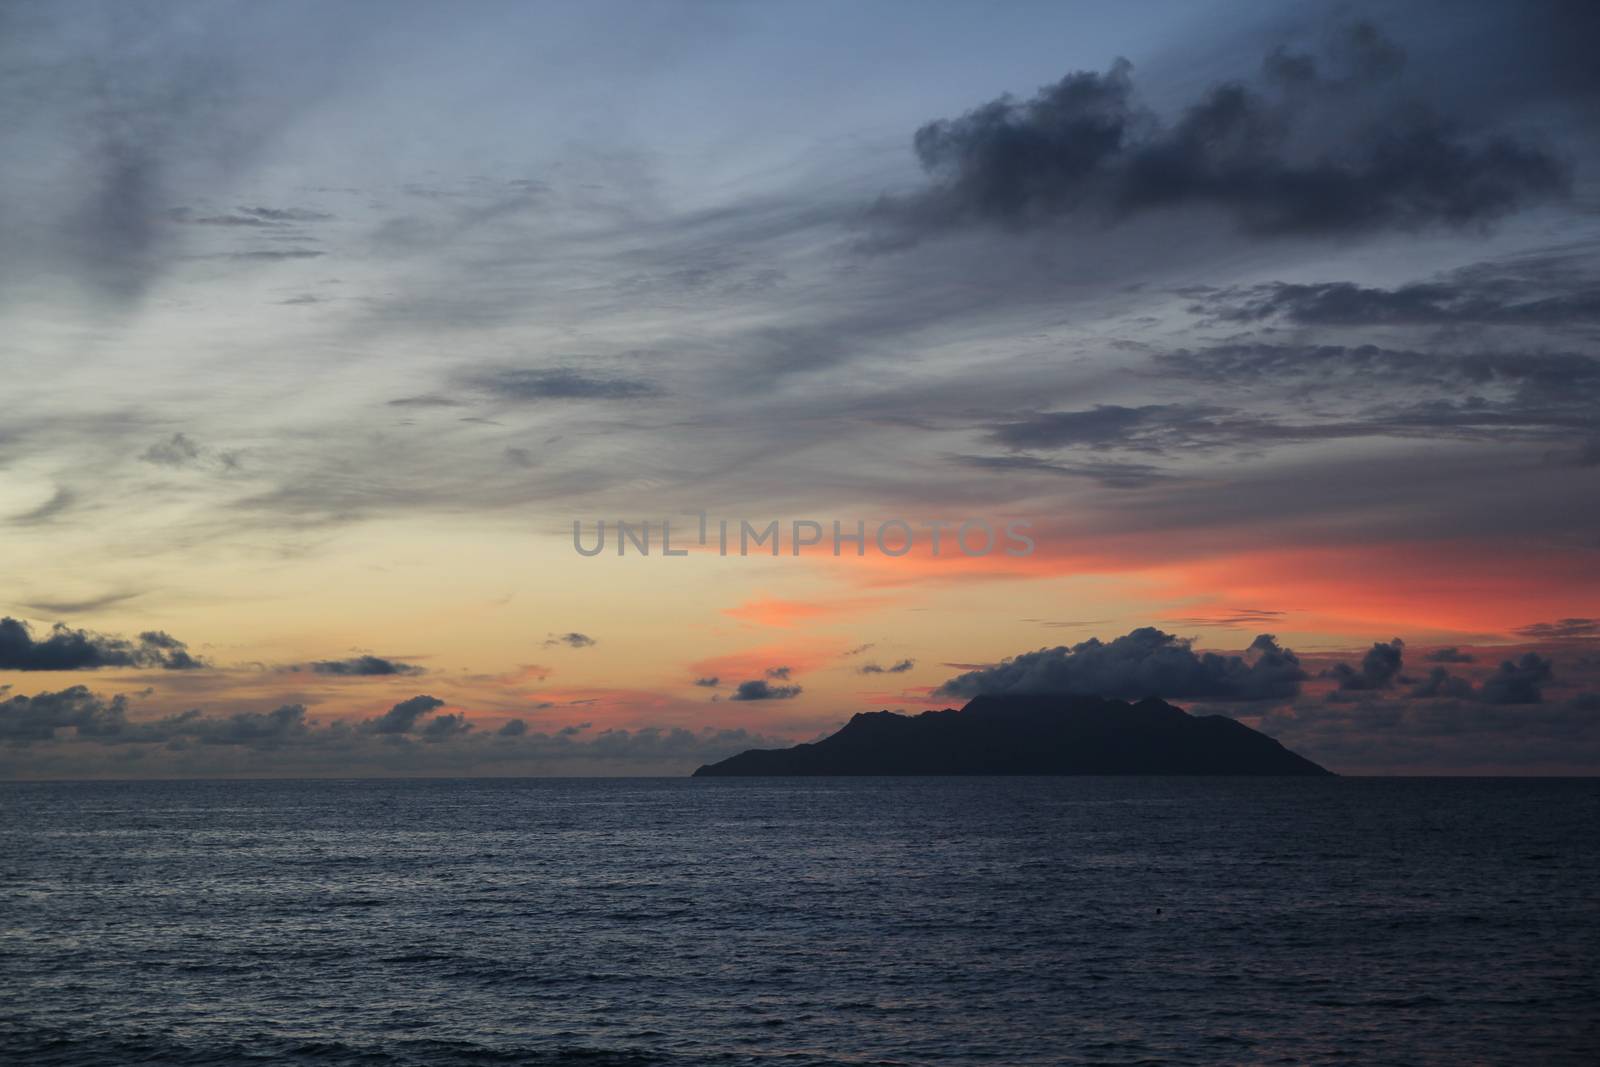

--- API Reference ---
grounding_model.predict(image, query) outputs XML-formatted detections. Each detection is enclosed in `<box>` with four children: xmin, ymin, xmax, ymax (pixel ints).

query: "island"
<box><xmin>693</xmin><ymin>693</ymin><xmax>1332</xmax><ymax>776</ymax></box>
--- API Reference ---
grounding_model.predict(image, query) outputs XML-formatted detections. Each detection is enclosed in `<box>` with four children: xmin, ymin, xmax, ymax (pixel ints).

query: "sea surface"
<box><xmin>1</xmin><ymin>777</ymin><xmax>1597</xmax><ymax>1066</ymax></box>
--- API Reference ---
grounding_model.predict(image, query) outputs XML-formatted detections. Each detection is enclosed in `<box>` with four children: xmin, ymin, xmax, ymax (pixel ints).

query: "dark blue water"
<box><xmin>1</xmin><ymin>778</ymin><xmax>1597</xmax><ymax>1066</ymax></box>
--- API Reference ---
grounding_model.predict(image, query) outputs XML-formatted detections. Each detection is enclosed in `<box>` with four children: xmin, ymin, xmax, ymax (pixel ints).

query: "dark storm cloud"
<box><xmin>309</xmin><ymin>656</ymin><xmax>424</xmax><ymax>677</ymax></box>
<box><xmin>936</xmin><ymin>628</ymin><xmax>1306</xmax><ymax>702</ymax></box>
<box><xmin>880</xmin><ymin>22</ymin><xmax>1567</xmax><ymax>243</ymax></box>
<box><xmin>543</xmin><ymin>632</ymin><xmax>596</xmax><ymax>649</ymax></box>
<box><xmin>728</xmin><ymin>679</ymin><xmax>802</xmax><ymax>701</ymax></box>
<box><xmin>363</xmin><ymin>695</ymin><xmax>445</xmax><ymax>735</ymax></box>
<box><xmin>859</xmin><ymin>659</ymin><xmax>915</xmax><ymax>674</ymax></box>
<box><xmin>1326</xmin><ymin>639</ymin><xmax>1405</xmax><ymax>692</ymax></box>
<box><xmin>1515</xmin><ymin>618</ymin><xmax>1600</xmax><ymax>640</ymax></box>
<box><xmin>0</xmin><ymin>617</ymin><xmax>204</xmax><ymax>671</ymax></box>
<box><xmin>465</xmin><ymin>368</ymin><xmax>658</xmax><ymax>402</ymax></box>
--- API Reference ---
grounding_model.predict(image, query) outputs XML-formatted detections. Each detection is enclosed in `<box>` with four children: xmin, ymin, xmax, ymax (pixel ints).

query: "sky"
<box><xmin>2</xmin><ymin>0</ymin><xmax>1598</xmax><ymax>777</ymax></box>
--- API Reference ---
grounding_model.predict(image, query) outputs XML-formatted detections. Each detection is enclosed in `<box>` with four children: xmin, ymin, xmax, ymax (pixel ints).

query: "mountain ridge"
<box><xmin>692</xmin><ymin>693</ymin><xmax>1332</xmax><ymax>776</ymax></box>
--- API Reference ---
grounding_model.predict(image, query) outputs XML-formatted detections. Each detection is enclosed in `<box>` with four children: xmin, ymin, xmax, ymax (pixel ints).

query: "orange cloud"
<box><xmin>808</xmin><ymin>521</ymin><xmax>1600</xmax><ymax>642</ymax></box>
<box><xmin>688</xmin><ymin>639</ymin><xmax>851</xmax><ymax>683</ymax></box>
<box><xmin>724</xmin><ymin>594</ymin><xmax>894</xmax><ymax>628</ymax></box>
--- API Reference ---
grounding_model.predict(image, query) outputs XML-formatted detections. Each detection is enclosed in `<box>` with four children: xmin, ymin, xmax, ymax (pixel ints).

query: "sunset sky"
<box><xmin>2</xmin><ymin>0</ymin><xmax>1597</xmax><ymax>776</ymax></box>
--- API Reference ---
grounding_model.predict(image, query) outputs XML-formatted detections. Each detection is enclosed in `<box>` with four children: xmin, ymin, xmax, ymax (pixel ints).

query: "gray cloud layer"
<box><xmin>0</xmin><ymin>686</ymin><xmax>788</xmax><ymax>776</ymax></box>
<box><xmin>936</xmin><ymin>628</ymin><xmax>1307</xmax><ymax>702</ymax></box>
<box><xmin>0</xmin><ymin>617</ymin><xmax>203</xmax><ymax>671</ymax></box>
<box><xmin>728</xmin><ymin>679</ymin><xmax>803</xmax><ymax>702</ymax></box>
<box><xmin>936</xmin><ymin>627</ymin><xmax>1599</xmax><ymax>770</ymax></box>
<box><xmin>308</xmin><ymin>655</ymin><xmax>424</xmax><ymax>677</ymax></box>
<box><xmin>879</xmin><ymin>22</ymin><xmax>1568</xmax><ymax>242</ymax></box>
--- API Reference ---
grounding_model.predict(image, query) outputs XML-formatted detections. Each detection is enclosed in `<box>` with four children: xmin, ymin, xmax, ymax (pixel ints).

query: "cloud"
<box><xmin>1164</xmin><ymin>609</ymin><xmax>1287</xmax><ymax>629</ymax></box>
<box><xmin>1408</xmin><ymin>666</ymin><xmax>1478</xmax><ymax>700</ymax></box>
<box><xmin>387</xmin><ymin>395</ymin><xmax>466</xmax><ymax>408</ymax></box>
<box><xmin>218</xmin><ymin>249</ymin><xmax>324</xmax><ymax>260</ymax></box>
<box><xmin>1381</xmin><ymin>650</ymin><xmax>1551</xmax><ymax>704</ymax></box>
<box><xmin>21</xmin><ymin>592</ymin><xmax>141</xmax><ymax>615</ymax></box>
<box><xmin>139</xmin><ymin>433</ymin><xmax>240</xmax><ymax>472</ymax></box>
<box><xmin>363</xmin><ymin>695</ymin><xmax>446</xmax><ymax>735</ymax></box>
<box><xmin>936</xmin><ymin>628</ymin><xmax>1306</xmax><ymax>702</ymax></box>
<box><xmin>1424</xmin><ymin>647</ymin><xmax>1475</xmax><ymax>664</ymax></box>
<box><xmin>987</xmin><ymin>405</ymin><xmax>1193</xmax><ymax>452</ymax></box>
<box><xmin>464</xmin><ymin>368</ymin><xmax>658</xmax><ymax>402</ymax></box>
<box><xmin>1515</xmin><ymin>618</ymin><xmax>1600</xmax><ymax>640</ymax></box>
<box><xmin>764</xmin><ymin>666</ymin><xmax>792</xmax><ymax>680</ymax></box>
<box><xmin>9</xmin><ymin>488</ymin><xmax>76</xmax><ymax>526</ymax></box>
<box><xmin>1194</xmin><ymin>275</ymin><xmax>1600</xmax><ymax>329</ymax></box>
<box><xmin>0</xmin><ymin>686</ymin><xmax>796</xmax><ymax>776</ymax></box>
<box><xmin>879</xmin><ymin>22</ymin><xmax>1566</xmax><ymax>243</ymax></box>
<box><xmin>0</xmin><ymin>617</ymin><xmax>205</xmax><ymax>671</ymax></box>
<box><xmin>728</xmin><ymin>679</ymin><xmax>803</xmax><ymax>701</ymax></box>
<box><xmin>1326</xmin><ymin>638</ymin><xmax>1405</xmax><ymax>692</ymax></box>
<box><xmin>692</xmin><ymin>676</ymin><xmax>720</xmax><ymax>688</ymax></box>
<box><xmin>951</xmin><ymin>452</ymin><xmax>1175</xmax><ymax>489</ymax></box>
<box><xmin>140</xmin><ymin>432</ymin><xmax>204</xmax><ymax>466</ymax></box>
<box><xmin>168</xmin><ymin>205</ymin><xmax>331</xmax><ymax>227</ymax></box>
<box><xmin>985</xmin><ymin>378</ymin><xmax>1599</xmax><ymax>458</ymax></box>
<box><xmin>1479</xmin><ymin>653</ymin><xmax>1555</xmax><ymax>705</ymax></box>
<box><xmin>0</xmin><ymin>686</ymin><xmax>307</xmax><ymax>748</ymax></box>
<box><xmin>543</xmin><ymin>632</ymin><xmax>597</xmax><ymax>648</ymax></box>
<box><xmin>1155</xmin><ymin>343</ymin><xmax>1600</xmax><ymax>401</ymax></box>
<box><xmin>177</xmin><ymin>703</ymin><xmax>312</xmax><ymax>747</ymax></box>
<box><xmin>1257</xmin><ymin>688</ymin><xmax>1600</xmax><ymax>772</ymax></box>
<box><xmin>308</xmin><ymin>656</ymin><xmax>424</xmax><ymax>677</ymax></box>
<box><xmin>420</xmin><ymin>712</ymin><xmax>472</xmax><ymax>741</ymax></box>
<box><xmin>860</xmin><ymin>659</ymin><xmax>916</xmax><ymax>674</ymax></box>
<box><xmin>0</xmin><ymin>686</ymin><xmax>129</xmax><ymax>743</ymax></box>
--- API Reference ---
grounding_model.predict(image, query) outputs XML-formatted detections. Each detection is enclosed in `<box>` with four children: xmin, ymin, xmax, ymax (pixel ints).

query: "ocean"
<box><xmin>1</xmin><ymin>777</ymin><xmax>1596</xmax><ymax>1065</ymax></box>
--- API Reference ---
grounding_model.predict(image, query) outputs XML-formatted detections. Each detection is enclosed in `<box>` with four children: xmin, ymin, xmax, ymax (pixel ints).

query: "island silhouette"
<box><xmin>693</xmin><ymin>694</ymin><xmax>1331</xmax><ymax>776</ymax></box>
